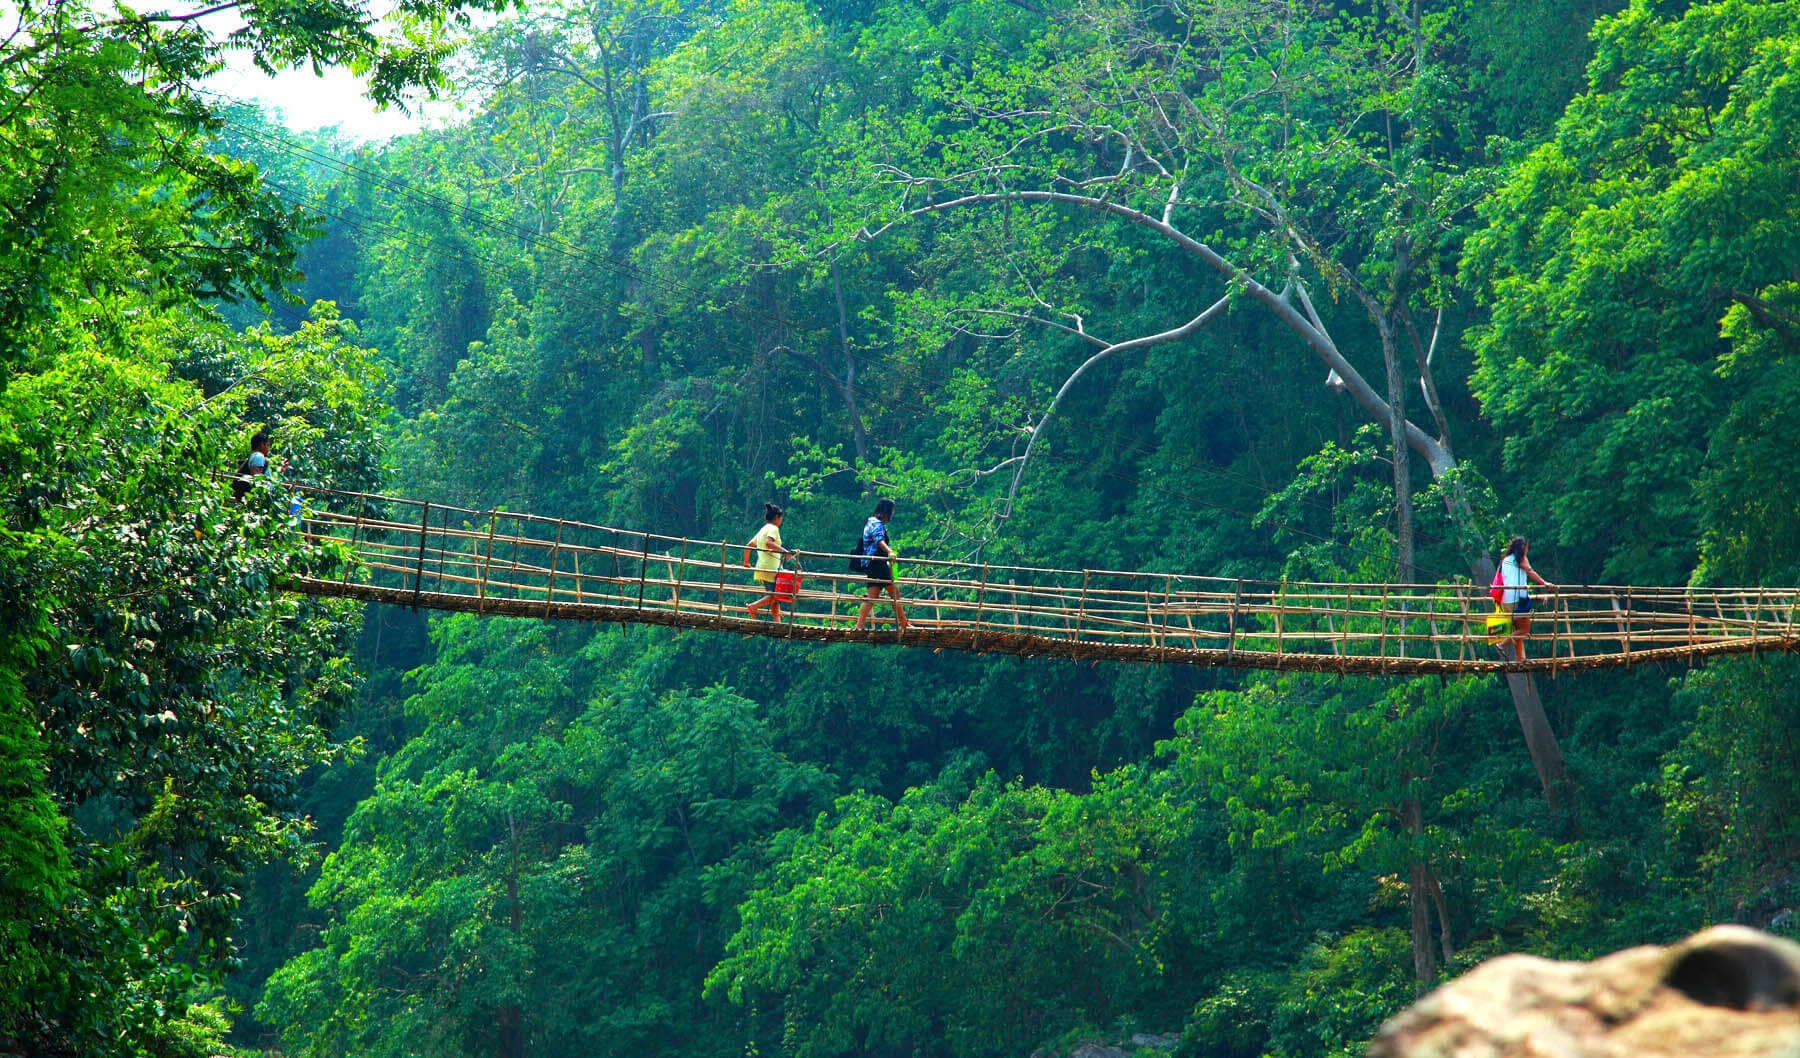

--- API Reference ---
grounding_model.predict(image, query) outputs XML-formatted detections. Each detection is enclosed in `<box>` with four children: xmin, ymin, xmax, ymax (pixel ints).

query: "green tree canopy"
<box><xmin>1464</xmin><ymin>0</ymin><xmax>1800</xmax><ymax>584</ymax></box>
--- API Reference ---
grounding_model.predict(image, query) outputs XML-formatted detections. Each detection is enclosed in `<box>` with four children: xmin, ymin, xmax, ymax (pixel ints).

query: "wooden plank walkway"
<box><xmin>276</xmin><ymin>484</ymin><xmax>1800</xmax><ymax>675</ymax></box>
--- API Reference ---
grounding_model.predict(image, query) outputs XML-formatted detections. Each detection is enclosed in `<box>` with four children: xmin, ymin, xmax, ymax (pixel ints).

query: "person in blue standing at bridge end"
<box><xmin>853</xmin><ymin>498</ymin><xmax>909</xmax><ymax>632</ymax></box>
<box><xmin>232</xmin><ymin>431</ymin><xmax>272</xmax><ymax>503</ymax></box>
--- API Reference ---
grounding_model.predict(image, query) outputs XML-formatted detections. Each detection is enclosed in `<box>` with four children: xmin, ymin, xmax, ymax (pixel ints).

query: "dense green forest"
<box><xmin>4</xmin><ymin>0</ymin><xmax>1799</xmax><ymax>1055</ymax></box>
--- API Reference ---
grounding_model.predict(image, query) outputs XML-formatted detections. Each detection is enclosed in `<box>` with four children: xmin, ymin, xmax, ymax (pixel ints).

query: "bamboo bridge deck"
<box><xmin>276</xmin><ymin>484</ymin><xmax>1800</xmax><ymax>676</ymax></box>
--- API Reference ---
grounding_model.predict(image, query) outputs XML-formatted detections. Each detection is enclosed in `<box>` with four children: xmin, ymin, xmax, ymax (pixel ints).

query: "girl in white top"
<box><xmin>1499</xmin><ymin>536</ymin><xmax>1554</xmax><ymax>604</ymax></box>
<box><xmin>1500</xmin><ymin>536</ymin><xmax>1556</xmax><ymax>656</ymax></box>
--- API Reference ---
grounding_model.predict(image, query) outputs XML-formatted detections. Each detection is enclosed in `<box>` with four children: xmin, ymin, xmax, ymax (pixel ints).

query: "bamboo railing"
<box><xmin>270</xmin><ymin>483</ymin><xmax>1800</xmax><ymax>675</ymax></box>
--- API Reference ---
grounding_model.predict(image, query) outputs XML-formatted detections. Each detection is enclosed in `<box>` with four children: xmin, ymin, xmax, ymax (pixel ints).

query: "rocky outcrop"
<box><xmin>1369</xmin><ymin>925</ymin><xmax>1800</xmax><ymax>1058</ymax></box>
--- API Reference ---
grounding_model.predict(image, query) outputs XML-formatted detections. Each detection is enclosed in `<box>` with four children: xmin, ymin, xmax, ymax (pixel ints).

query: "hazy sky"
<box><xmin>188</xmin><ymin>0</ymin><xmax>485</xmax><ymax>142</ymax></box>
<box><xmin>0</xmin><ymin>0</ymin><xmax>462</xmax><ymax>140</ymax></box>
<box><xmin>205</xmin><ymin>62</ymin><xmax>451</xmax><ymax>142</ymax></box>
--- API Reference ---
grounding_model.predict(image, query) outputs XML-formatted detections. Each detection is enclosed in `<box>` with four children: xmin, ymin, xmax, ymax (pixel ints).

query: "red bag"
<box><xmin>1489</xmin><ymin>565</ymin><xmax>1505</xmax><ymax>606</ymax></box>
<box><xmin>774</xmin><ymin>569</ymin><xmax>800</xmax><ymax>603</ymax></box>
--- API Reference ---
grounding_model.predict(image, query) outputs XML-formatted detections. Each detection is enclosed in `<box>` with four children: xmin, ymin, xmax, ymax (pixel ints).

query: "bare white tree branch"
<box><xmin>896</xmin><ymin>189</ymin><xmax>1458</xmax><ymax>477</ymax></box>
<box><xmin>994</xmin><ymin>291</ymin><xmax>1233</xmax><ymax>523</ymax></box>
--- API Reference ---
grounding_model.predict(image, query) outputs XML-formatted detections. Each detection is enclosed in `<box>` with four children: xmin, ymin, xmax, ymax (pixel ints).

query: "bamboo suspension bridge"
<box><xmin>276</xmin><ymin>484</ymin><xmax>1800</xmax><ymax>676</ymax></box>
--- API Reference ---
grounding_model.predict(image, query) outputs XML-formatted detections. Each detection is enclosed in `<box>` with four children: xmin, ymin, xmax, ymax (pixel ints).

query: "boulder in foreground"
<box><xmin>1370</xmin><ymin>924</ymin><xmax>1800</xmax><ymax>1058</ymax></box>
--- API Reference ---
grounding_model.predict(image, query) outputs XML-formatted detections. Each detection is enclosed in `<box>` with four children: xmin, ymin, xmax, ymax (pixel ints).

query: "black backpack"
<box><xmin>231</xmin><ymin>457</ymin><xmax>257</xmax><ymax>502</ymax></box>
<box><xmin>846</xmin><ymin>526</ymin><xmax>871</xmax><ymax>574</ymax></box>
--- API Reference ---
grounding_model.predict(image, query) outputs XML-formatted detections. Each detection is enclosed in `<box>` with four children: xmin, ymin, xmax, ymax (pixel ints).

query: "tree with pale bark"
<box><xmin>841</xmin><ymin>0</ymin><xmax>1571</xmax><ymax>810</ymax></box>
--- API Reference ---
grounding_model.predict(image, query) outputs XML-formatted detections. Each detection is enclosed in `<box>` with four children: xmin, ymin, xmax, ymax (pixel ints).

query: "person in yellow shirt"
<box><xmin>743</xmin><ymin>502</ymin><xmax>799</xmax><ymax>621</ymax></box>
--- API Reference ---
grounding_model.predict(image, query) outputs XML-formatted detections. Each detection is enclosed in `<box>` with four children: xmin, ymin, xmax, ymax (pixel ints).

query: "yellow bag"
<box><xmin>1484</xmin><ymin>605</ymin><xmax>1513</xmax><ymax>645</ymax></box>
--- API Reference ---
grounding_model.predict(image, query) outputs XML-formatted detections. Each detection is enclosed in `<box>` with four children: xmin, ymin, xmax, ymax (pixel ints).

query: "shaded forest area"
<box><xmin>3</xmin><ymin>1</ymin><xmax>1799</xmax><ymax>1056</ymax></box>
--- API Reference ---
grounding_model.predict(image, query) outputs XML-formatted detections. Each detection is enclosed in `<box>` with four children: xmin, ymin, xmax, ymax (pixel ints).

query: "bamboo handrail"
<box><xmin>264</xmin><ymin>482</ymin><xmax>1800</xmax><ymax>675</ymax></box>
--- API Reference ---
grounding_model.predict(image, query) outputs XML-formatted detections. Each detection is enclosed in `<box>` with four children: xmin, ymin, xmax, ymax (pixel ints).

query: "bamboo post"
<box><xmin>717</xmin><ymin>542</ymin><xmax>728</xmax><ymax>617</ymax></box>
<box><xmin>1378</xmin><ymin>585</ymin><xmax>1390</xmax><ymax>660</ymax></box>
<box><xmin>1553</xmin><ymin>591</ymin><xmax>1567</xmax><ymax>669</ymax></box>
<box><xmin>1456</xmin><ymin>591</ymin><xmax>1470</xmax><ymax>661</ymax></box>
<box><xmin>673</xmin><ymin>539</ymin><xmax>688</xmax><ymax>614</ymax></box>
<box><xmin>973</xmin><ymin>563</ymin><xmax>989</xmax><ymax>649</ymax></box>
<box><xmin>1570</xmin><ymin>592</ymin><xmax>1582</xmax><ymax>664</ymax></box>
<box><xmin>1612</xmin><ymin>591</ymin><xmax>1630</xmax><ymax>656</ymax></box>
<box><xmin>1427</xmin><ymin>593</ymin><xmax>1443</xmax><ymax>661</ymax></box>
<box><xmin>1274</xmin><ymin>581</ymin><xmax>1285</xmax><ymax>662</ymax></box>
<box><xmin>1572</xmin><ymin>592</ymin><xmax>1584</xmax><ymax>666</ymax></box>
<box><xmin>435</xmin><ymin>513</ymin><xmax>452</xmax><ymax>595</ymax></box>
<box><xmin>1162</xmin><ymin>574</ymin><xmax>1174</xmax><ymax>653</ymax></box>
<box><xmin>574</xmin><ymin>551</ymin><xmax>583</xmax><ymax>604</ymax></box>
<box><xmin>1396</xmin><ymin>588</ymin><xmax>1408</xmax><ymax>660</ymax></box>
<box><xmin>343</xmin><ymin>498</ymin><xmax>365</xmax><ymax>586</ymax></box>
<box><xmin>635</xmin><ymin>532</ymin><xmax>651</xmax><ymax>610</ymax></box>
<box><xmin>1072</xmin><ymin>571</ymin><xmax>1091</xmax><ymax>642</ymax></box>
<box><xmin>410</xmin><ymin>501</ymin><xmax>431</xmax><ymax>609</ymax></box>
<box><xmin>1145</xmin><ymin>590</ymin><xmax>1158</xmax><ymax>650</ymax></box>
<box><xmin>476</xmin><ymin>510</ymin><xmax>499</xmax><ymax>612</ymax></box>
<box><xmin>543</xmin><ymin>520</ymin><xmax>564</xmax><ymax>617</ymax></box>
<box><xmin>1548</xmin><ymin>592</ymin><xmax>1561</xmax><ymax>676</ymax></box>
<box><xmin>1751</xmin><ymin>588</ymin><xmax>1764</xmax><ymax>657</ymax></box>
<box><xmin>1548</xmin><ymin>590</ymin><xmax>1562</xmax><ymax>672</ymax></box>
<box><xmin>1227</xmin><ymin>577</ymin><xmax>1242</xmax><ymax>661</ymax></box>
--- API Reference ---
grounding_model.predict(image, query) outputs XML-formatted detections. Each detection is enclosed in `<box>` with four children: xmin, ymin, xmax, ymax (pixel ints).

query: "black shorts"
<box><xmin>1512</xmin><ymin>595</ymin><xmax>1533</xmax><ymax>615</ymax></box>
<box><xmin>865</xmin><ymin>559</ymin><xmax>893</xmax><ymax>585</ymax></box>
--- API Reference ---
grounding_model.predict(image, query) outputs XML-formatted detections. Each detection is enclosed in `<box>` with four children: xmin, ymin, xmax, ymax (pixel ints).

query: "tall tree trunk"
<box><xmin>1402</xmin><ymin>796</ymin><xmax>1438</xmax><ymax>992</ymax></box>
<box><xmin>498</xmin><ymin>813</ymin><xmax>525</xmax><ymax>1058</ymax></box>
<box><xmin>1503</xmin><ymin>669</ymin><xmax>1571</xmax><ymax>817</ymax></box>
<box><xmin>1380</xmin><ymin>317</ymin><xmax>1416</xmax><ymax>583</ymax></box>
<box><xmin>828</xmin><ymin>260</ymin><xmax>871</xmax><ymax>468</ymax></box>
<box><xmin>1425</xmin><ymin>859</ymin><xmax>1454</xmax><ymax>966</ymax></box>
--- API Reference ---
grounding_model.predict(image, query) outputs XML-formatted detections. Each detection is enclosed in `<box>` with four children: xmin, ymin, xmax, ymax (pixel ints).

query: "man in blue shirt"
<box><xmin>854</xmin><ymin>498</ymin><xmax>909</xmax><ymax>631</ymax></box>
